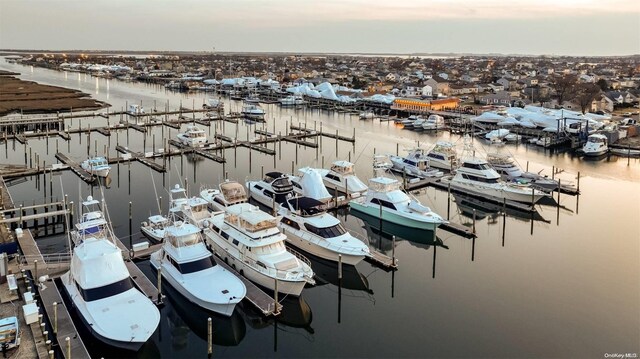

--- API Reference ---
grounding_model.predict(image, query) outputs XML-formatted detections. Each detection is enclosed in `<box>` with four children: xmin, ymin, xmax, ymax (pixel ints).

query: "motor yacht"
<box><xmin>390</xmin><ymin>148</ymin><xmax>444</xmax><ymax>178</ymax></box>
<box><xmin>149</xmin><ymin>219</ymin><xmax>246</xmax><ymax>316</ymax></box>
<box><xmin>80</xmin><ymin>156</ymin><xmax>111</xmax><ymax>178</ymax></box>
<box><xmin>486</xmin><ymin>153</ymin><xmax>561</xmax><ymax>192</ymax></box>
<box><xmin>278</xmin><ymin>197</ymin><xmax>370</xmax><ymax>265</ymax></box>
<box><xmin>441</xmin><ymin>158</ymin><xmax>548</xmax><ymax>203</ymax></box>
<box><xmin>421</xmin><ymin>115</ymin><xmax>445</xmax><ymax>131</ymax></box>
<box><xmin>318</xmin><ymin>161</ymin><xmax>368</xmax><ymax>198</ymax></box>
<box><xmin>349</xmin><ymin>177</ymin><xmax>446</xmax><ymax>230</ymax></box>
<box><xmin>241</xmin><ymin>103</ymin><xmax>266</xmax><ymax>121</ymax></box>
<box><xmin>61</xmin><ymin>197</ymin><xmax>160</xmax><ymax>351</ymax></box>
<box><xmin>279</xmin><ymin>95</ymin><xmax>306</xmax><ymax>107</ymax></box>
<box><xmin>202</xmin><ymin>203</ymin><xmax>315</xmax><ymax>296</ymax></box>
<box><xmin>582</xmin><ymin>134</ymin><xmax>608</xmax><ymax>157</ymax></box>
<box><xmin>176</xmin><ymin>125</ymin><xmax>208</xmax><ymax>148</ymax></box>
<box><xmin>140</xmin><ymin>214</ymin><xmax>170</xmax><ymax>243</ymax></box>
<box><xmin>426</xmin><ymin>141</ymin><xmax>459</xmax><ymax>171</ymax></box>
<box><xmin>247</xmin><ymin>172</ymin><xmax>296</xmax><ymax>209</ymax></box>
<box><xmin>359</xmin><ymin>110</ymin><xmax>375</xmax><ymax>120</ymax></box>
<box><xmin>200</xmin><ymin>180</ymin><xmax>248</xmax><ymax>212</ymax></box>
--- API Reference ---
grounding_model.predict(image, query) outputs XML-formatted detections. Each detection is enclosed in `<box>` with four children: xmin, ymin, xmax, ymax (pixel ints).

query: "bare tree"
<box><xmin>550</xmin><ymin>73</ymin><xmax>578</xmax><ymax>107</ymax></box>
<box><xmin>575</xmin><ymin>83</ymin><xmax>601</xmax><ymax>114</ymax></box>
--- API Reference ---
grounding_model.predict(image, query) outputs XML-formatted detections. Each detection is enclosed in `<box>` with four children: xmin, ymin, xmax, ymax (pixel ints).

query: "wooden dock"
<box><xmin>54</xmin><ymin>153</ymin><xmax>97</xmax><ymax>184</ymax></box>
<box><xmin>213</xmin><ymin>257</ymin><xmax>281</xmax><ymax>316</ymax></box>
<box><xmin>115</xmin><ymin>146</ymin><xmax>166</xmax><ymax>172</ymax></box>
<box><xmin>112</xmin><ymin>236</ymin><xmax>161</xmax><ymax>304</ymax></box>
<box><xmin>16</xmin><ymin>230</ymin><xmax>91</xmax><ymax>359</ymax></box>
<box><xmin>365</xmin><ymin>250</ymin><xmax>398</xmax><ymax>269</ymax></box>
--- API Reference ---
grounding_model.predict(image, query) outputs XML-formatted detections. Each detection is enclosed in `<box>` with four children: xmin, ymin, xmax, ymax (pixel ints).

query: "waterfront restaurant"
<box><xmin>391</xmin><ymin>97</ymin><xmax>460</xmax><ymax>113</ymax></box>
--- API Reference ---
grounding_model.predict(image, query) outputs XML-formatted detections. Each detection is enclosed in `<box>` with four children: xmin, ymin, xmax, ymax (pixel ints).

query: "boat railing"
<box><xmin>19</xmin><ymin>252</ymin><xmax>72</xmax><ymax>269</ymax></box>
<box><xmin>285</xmin><ymin>246</ymin><xmax>313</xmax><ymax>269</ymax></box>
<box><xmin>240</xmin><ymin>255</ymin><xmax>307</xmax><ymax>281</ymax></box>
<box><xmin>281</xmin><ymin>226</ymin><xmax>369</xmax><ymax>253</ymax></box>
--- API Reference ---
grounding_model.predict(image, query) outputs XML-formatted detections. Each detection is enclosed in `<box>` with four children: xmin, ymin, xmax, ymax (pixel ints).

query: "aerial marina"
<box><xmin>0</xmin><ymin>3</ymin><xmax>639</xmax><ymax>355</ymax></box>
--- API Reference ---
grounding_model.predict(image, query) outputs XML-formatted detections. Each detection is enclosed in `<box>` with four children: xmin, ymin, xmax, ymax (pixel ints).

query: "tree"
<box><xmin>550</xmin><ymin>73</ymin><xmax>578</xmax><ymax>107</ymax></box>
<box><xmin>596</xmin><ymin>78</ymin><xmax>609</xmax><ymax>91</ymax></box>
<box><xmin>574</xmin><ymin>83</ymin><xmax>601</xmax><ymax>114</ymax></box>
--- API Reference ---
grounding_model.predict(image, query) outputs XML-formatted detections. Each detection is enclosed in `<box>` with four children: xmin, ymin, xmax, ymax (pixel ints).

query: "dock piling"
<box><xmin>472</xmin><ymin>209</ymin><xmax>476</xmax><ymax>234</ymax></box>
<box><xmin>53</xmin><ymin>301</ymin><xmax>58</xmax><ymax>334</ymax></box>
<box><xmin>208</xmin><ymin>317</ymin><xmax>213</xmax><ymax>355</ymax></box>
<box><xmin>157</xmin><ymin>265</ymin><xmax>163</xmax><ymax>304</ymax></box>
<box><xmin>338</xmin><ymin>254</ymin><xmax>342</xmax><ymax>280</ymax></box>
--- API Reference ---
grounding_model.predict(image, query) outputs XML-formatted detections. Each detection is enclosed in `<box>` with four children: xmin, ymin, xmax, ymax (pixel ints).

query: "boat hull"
<box><xmin>149</xmin><ymin>256</ymin><xmax>239</xmax><ymax>317</ymax></box>
<box><xmin>349</xmin><ymin>202</ymin><xmax>440</xmax><ymax>231</ymax></box>
<box><xmin>206</xmin><ymin>236</ymin><xmax>306</xmax><ymax>296</ymax></box>
<box><xmin>448</xmin><ymin>181</ymin><xmax>546</xmax><ymax>203</ymax></box>
<box><xmin>282</xmin><ymin>231</ymin><xmax>365</xmax><ymax>266</ymax></box>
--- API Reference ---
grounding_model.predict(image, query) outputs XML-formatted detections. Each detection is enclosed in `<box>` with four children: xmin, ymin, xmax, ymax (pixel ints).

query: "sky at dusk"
<box><xmin>1</xmin><ymin>0</ymin><xmax>639</xmax><ymax>55</ymax></box>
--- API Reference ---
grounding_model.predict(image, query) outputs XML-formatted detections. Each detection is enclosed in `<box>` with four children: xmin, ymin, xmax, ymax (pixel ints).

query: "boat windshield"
<box><xmin>78</xmin><ymin>277</ymin><xmax>134</xmax><ymax>302</ymax></box>
<box><xmin>177</xmin><ymin>256</ymin><xmax>216</xmax><ymax>274</ymax></box>
<box><xmin>304</xmin><ymin>223</ymin><xmax>346</xmax><ymax>239</ymax></box>
<box><xmin>167</xmin><ymin>232</ymin><xmax>202</xmax><ymax>247</ymax></box>
<box><xmin>462</xmin><ymin>162</ymin><xmax>492</xmax><ymax>170</ymax></box>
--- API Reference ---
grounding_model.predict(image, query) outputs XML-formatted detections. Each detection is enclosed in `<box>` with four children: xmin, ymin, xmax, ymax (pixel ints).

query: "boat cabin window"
<box><xmin>77</xmin><ymin>277</ymin><xmax>134</xmax><ymax>302</ymax></box>
<box><xmin>304</xmin><ymin>223</ymin><xmax>347</xmax><ymax>238</ymax></box>
<box><xmin>221</xmin><ymin>231</ymin><xmax>229</xmax><ymax>240</ymax></box>
<box><xmin>214</xmin><ymin>197</ymin><xmax>226</xmax><ymax>206</ymax></box>
<box><xmin>292</xmin><ymin>182</ymin><xmax>302</xmax><ymax>189</ymax></box>
<box><xmin>177</xmin><ymin>256</ymin><xmax>216</xmax><ymax>274</ymax></box>
<box><xmin>281</xmin><ymin>217</ymin><xmax>300</xmax><ymax>230</ymax></box>
<box><xmin>167</xmin><ymin>233</ymin><xmax>201</xmax><ymax>247</ymax></box>
<box><xmin>325</xmin><ymin>173</ymin><xmax>341</xmax><ymax>182</ymax></box>
<box><xmin>254</xmin><ymin>185</ymin><xmax>264</xmax><ymax>191</ymax></box>
<box><xmin>271</xmin><ymin>178</ymin><xmax>293</xmax><ymax>191</ymax></box>
<box><xmin>403</xmin><ymin>159</ymin><xmax>417</xmax><ymax>166</ymax></box>
<box><xmin>330</xmin><ymin>165</ymin><xmax>353</xmax><ymax>175</ymax></box>
<box><xmin>462</xmin><ymin>162</ymin><xmax>491</xmax><ymax>170</ymax></box>
<box><xmin>460</xmin><ymin>174</ymin><xmax>499</xmax><ymax>183</ymax></box>
<box><xmin>428</xmin><ymin>153</ymin><xmax>445</xmax><ymax>161</ymax></box>
<box><xmin>370</xmin><ymin>198</ymin><xmax>397</xmax><ymax>210</ymax></box>
<box><xmin>232</xmin><ymin>239</ymin><xmax>239</xmax><ymax>246</ymax></box>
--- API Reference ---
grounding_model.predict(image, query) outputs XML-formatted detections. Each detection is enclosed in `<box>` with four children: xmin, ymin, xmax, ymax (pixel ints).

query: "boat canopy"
<box><xmin>220</xmin><ymin>181</ymin><xmax>247</xmax><ymax>204</ymax></box>
<box><xmin>225</xmin><ymin>204</ymin><xmax>278</xmax><ymax>233</ymax></box>
<box><xmin>285</xmin><ymin>197</ymin><xmax>323</xmax><ymax>216</ymax></box>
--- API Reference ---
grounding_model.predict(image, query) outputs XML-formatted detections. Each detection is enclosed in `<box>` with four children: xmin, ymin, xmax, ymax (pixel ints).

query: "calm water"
<box><xmin>1</xmin><ymin>60</ymin><xmax>639</xmax><ymax>358</ymax></box>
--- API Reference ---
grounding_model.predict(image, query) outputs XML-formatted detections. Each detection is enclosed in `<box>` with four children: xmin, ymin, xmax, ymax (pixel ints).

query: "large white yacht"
<box><xmin>176</xmin><ymin>125</ymin><xmax>208</xmax><ymax>148</ymax></box>
<box><xmin>349</xmin><ymin>177</ymin><xmax>446</xmax><ymax>230</ymax></box>
<box><xmin>80</xmin><ymin>156</ymin><xmax>111</xmax><ymax>178</ymax></box>
<box><xmin>318</xmin><ymin>161</ymin><xmax>368</xmax><ymax>198</ymax></box>
<box><xmin>421</xmin><ymin>115</ymin><xmax>446</xmax><ymax>130</ymax></box>
<box><xmin>442</xmin><ymin>158</ymin><xmax>549</xmax><ymax>203</ymax></box>
<box><xmin>278</xmin><ymin>197</ymin><xmax>370</xmax><ymax>265</ymax></box>
<box><xmin>486</xmin><ymin>153</ymin><xmax>560</xmax><ymax>192</ymax></box>
<box><xmin>202</xmin><ymin>203</ymin><xmax>315</xmax><ymax>296</ymax></box>
<box><xmin>280</xmin><ymin>95</ymin><xmax>306</xmax><ymax>107</ymax></box>
<box><xmin>582</xmin><ymin>134</ymin><xmax>608</xmax><ymax>157</ymax></box>
<box><xmin>241</xmin><ymin>103</ymin><xmax>266</xmax><ymax>121</ymax></box>
<box><xmin>149</xmin><ymin>219</ymin><xmax>246</xmax><ymax>316</ymax></box>
<box><xmin>246</xmin><ymin>172</ymin><xmax>296</xmax><ymax>209</ymax></box>
<box><xmin>390</xmin><ymin>148</ymin><xmax>444</xmax><ymax>178</ymax></box>
<box><xmin>200</xmin><ymin>180</ymin><xmax>248</xmax><ymax>212</ymax></box>
<box><xmin>61</xmin><ymin>197</ymin><xmax>160</xmax><ymax>351</ymax></box>
<box><xmin>426</xmin><ymin>141</ymin><xmax>459</xmax><ymax>171</ymax></box>
<box><xmin>169</xmin><ymin>184</ymin><xmax>213</xmax><ymax>229</ymax></box>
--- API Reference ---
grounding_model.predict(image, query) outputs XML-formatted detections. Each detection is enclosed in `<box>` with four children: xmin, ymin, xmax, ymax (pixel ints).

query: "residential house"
<box><xmin>479</xmin><ymin>91</ymin><xmax>513</xmax><ymax>105</ymax></box>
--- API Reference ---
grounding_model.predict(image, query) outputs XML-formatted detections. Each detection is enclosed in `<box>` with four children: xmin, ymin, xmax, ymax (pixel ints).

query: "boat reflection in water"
<box><xmin>306</xmin><ymin>253</ymin><xmax>373</xmax><ymax>294</ymax></box>
<box><xmin>162</xmin><ymin>278</ymin><xmax>247</xmax><ymax>349</ymax></box>
<box><xmin>453</xmin><ymin>193</ymin><xmax>550</xmax><ymax>224</ymax></box>
<box><xmin>243</xmin><ymin>295</ymin><xmax>314</xmax><ymax>334</ymax></box>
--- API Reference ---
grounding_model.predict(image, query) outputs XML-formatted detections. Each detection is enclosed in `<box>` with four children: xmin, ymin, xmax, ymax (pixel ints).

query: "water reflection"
<box><xmin>243</xmin><ymin>295</ymin><xmax>314</xmax><ymax>334</ymax></box>
<box><xmin>453</xmin><ymin>193</ymin><xmax>550</xmax><ymax>224</ymax></box>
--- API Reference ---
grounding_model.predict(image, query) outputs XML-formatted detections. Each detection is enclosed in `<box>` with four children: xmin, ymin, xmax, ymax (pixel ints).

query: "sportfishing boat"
<box><xmin>149</xmin><ymin>219</ymin><xmax>246</xmax><ymax>316</ymax></box>
<box><xmin>202</xmin><ymin>203</ymin><xmax>315</xmax><ymax>296</ymax></box>
<box><xmin>140</xmin><ymin>214</ymin><xmax>170</xmax><ymax>243</ymax></box>
<box><xmin>426</xmin><ymin>141</ymin><xmax>459</xmax><ymax>171</ymax></box>
<box><xmin>373</xmin><ymin>155</ymin><xmax>393</xmax><ymax>172</ymax></box>
<box><xmin>582</xmin><ymin>134</ymin><xmax>608</xmax><ymax>157</ymax></box>
<box><xmin>278</xmin><ymin>197</ymin><xmax>370</xmax><ymax>265</ymax></box>
<box><xmin>279</xmin><ymin>95</ymin><xmax>306</xmax><ymax>107</ymax></box>
<box><xmin>421</xmin><ymin>115</ymin><xmax>445</xmax><ymax>130</ymax></box>
<box><xmin>176</xmin><ymin>125</ymin><xmax>208</xmax><ymax>148</ymax></box>
<box><xmin>168</xmin><ymin>184</ymin><xmax>212</xmax><ymax>229</ymax></box>
<box><xmin>247</xmin><ymin>172</ymin><xmax>296</xmax><ymax>209</ymax></box>
<box><xmin>61</xmin><ymin>197</ymin><xmax>160</xmax><ymax>351</ymax></box>
<box><xmin>241</xmin><ymin>103</ymin><xmax>266</xmax><ymax>121</ymax></box>
<box><xmin>349</xmin><ymin>177</ymin><xmax>446</xmax><ymax>230</ymax></box>
<box><xmin>441</xmin><ymin>158</ymin><xmax>549</xmax><ymax>203</ymax></box>
<box><xmin>390</xmin><ymin>148</ymin><xmax>444</xmax><ymax>178</ymax></box>
<box><xmin>200</xmin><ymin>180</ymin><xmax>248</xmax><ymax>212</ymax></box>
<box><xmin>288</xmin><ymin>167</ymin><xmax>333</xmax><ymax>203</ymax></box>
<box><xmin>318</xmin><ymin>161</ymin><xmax>368</xmax><ymax>198</ymax></box>
<box><xmin>80</xmin><ymin>157</ymin><xmax>111</xmax><ymax>177</ymax></box>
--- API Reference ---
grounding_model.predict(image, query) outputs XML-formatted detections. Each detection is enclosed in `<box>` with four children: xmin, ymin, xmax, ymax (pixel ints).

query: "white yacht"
<box><xmin>61</xmin><ymin>197</ymin><xmax>160</xmax><ymax>351</ymax></box>
<box><xmin>390</xmin><ymin>148</ymin><xmax>444</xmax><ymax>178</ymax></box>
<box><xmin>421</xmin><ymin>115</ymin><xmax>445</xmax><ymax>130</ymax></box>
<box><xmin>404</xmin><ymin>116</ymin><xmax>426</xmax><ymax>130</ymax></box>
<box><xmin>247</xmin><ymin>172</ymin><xmax>296</xmax><ymax>209</ymax></box>
<box><xmin>80</xmin><ymin>156</ymin><xmax>111</xmax><ymax>177</ymax></box>
<box><xmin>582</xmin><ymin>134</ymin><xmax>608</xmax><ymax>157</ymax></box>
<box><xmin>200</xmin><ymin>180</ymin><xmax>248</xmax><ymax>212</ymax></box>
<box><xmin>373</xmin><ymin>155</ymin><xmax>393</xmax><ymax>172</ymax></box>
<box><xmin>349</xmin><ymin>177</ymin><xmax>446</xmax><ymax>230</ymax></box>
<box><xmin>168</xmin><ymin>184</ymin><xmax>213</xmax><ymax>229</ymax></box>
<box><xmin>359</xmin><ymin>110</ymin><xmax>375</xmax><ymax>120</ymax></box>
<box><xmin>426</xmin><ymin>141</ymin><xmax>459</xmax><ymax>171</ymax></box>
<box><xmin>140</xmin><ymin>214</ymin><xmax>170</xmax><ymax>243</ymax></box>
<box><xmin>486</xmin><ymin>153</ymin><xmax>560</xmax><ymax>192</ymax></box>
<box><xmin>149</xmin><ymin>219</ymin><xmax>246</xmax><ymax>316</ymax></box>
<box><xmin>318</xmin><ymin>161</ymin><xmax>368</xmax><ymax>198</ymax></box>
<box><xmin>202</xmin><ymin>203</ymin><xmax>315</xmax><ymax>296</ymax></box>
<box><xmin>288</xmin><ymin>167</ymin><xmax>333</xmax><ymax>203</ymax></box>
<box><xmin>279</xmin><ymin>95</ymin><xmax>306</xmax><ymax>107</ymax></box>
<box><xmin>176</xmin><ymin>125</ymin><xmax>208</xmax><ymax>148</ymax></box>
<box><xmin>206</xmin><ymin>98</ymin><xmax>224</xmax><ymax>111</ymax></box>
<box><xmin>241</xmin><ymin>103</ymin><xmax>266</xmax><ymax>121</ymax></box>
<box><xmin>128</xmin><ymin>104</ymin><xmax>145</xmax><ymax>116</ymax></box>
<box><xmin>442</xmin><ymin>158</ymin><xmax>548</xmax><ymax>203</ymax></box>
<box><xmin>278</xmin><ymin>197</ymin><xmax>370</xmax><ymax>265</ymax></box>
<box><xmin>400</xmin><ymin>115</ymin><xmax>421</xmax><ymax>127</ymax></box>
<box><xmin>244</xmin><ymin>94</ymin><xmax>261</xmax><ymax>104</ymax></box>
